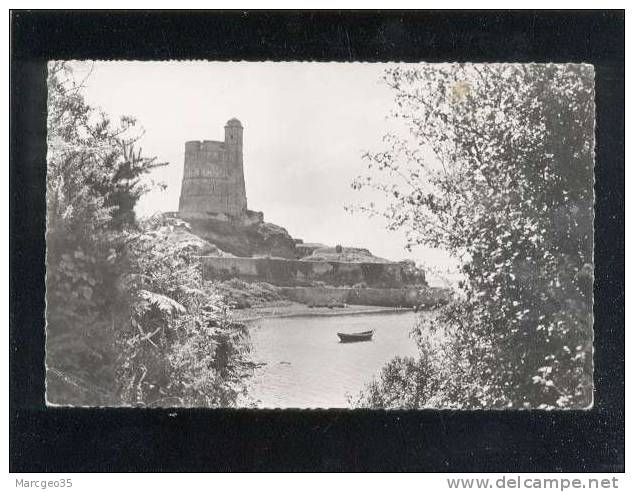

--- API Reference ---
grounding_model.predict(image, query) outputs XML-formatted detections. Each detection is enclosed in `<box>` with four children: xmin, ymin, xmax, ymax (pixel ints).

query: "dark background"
<box><xmin>10</xmin><ymin>10</ymin><xmax>625</xmax><ymax>472</ymax></box>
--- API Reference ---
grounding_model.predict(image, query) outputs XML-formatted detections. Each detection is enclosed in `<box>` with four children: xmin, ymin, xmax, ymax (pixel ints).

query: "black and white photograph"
<box><xmin>44</xmin><ymin>61</ymin><xmax>595</xmax><ymax>410</ymax></box>
<box><xmin>10</xmin><ymin>10</ymin><xmax>624</xmax><ymax>475</ymax></box>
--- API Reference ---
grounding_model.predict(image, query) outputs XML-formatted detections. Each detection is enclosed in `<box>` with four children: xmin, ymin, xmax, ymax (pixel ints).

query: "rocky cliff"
<box><xmin>184</xmin><ymin>216</ymin><xmax>298</xmax><ymax>259</ymax></box>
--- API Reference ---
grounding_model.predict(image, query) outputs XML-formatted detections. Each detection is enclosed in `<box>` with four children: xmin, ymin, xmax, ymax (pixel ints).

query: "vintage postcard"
<box><xmin>45</xmin><ymin>61</ymin><xmax>594</xmax><ymax>409</ymax></box>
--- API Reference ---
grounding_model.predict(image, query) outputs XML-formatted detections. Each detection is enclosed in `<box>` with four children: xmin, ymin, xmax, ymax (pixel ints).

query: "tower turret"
<box><xmin>224</xmin><ymin>118</ymin><xmax>247</xmax><ymax>213</ymax></box>
<box><xmin>224</xmin><ymin>117</ymin><xmax>243</xmax><ymax>149</ymax></box>
<box><xmin>178</xmin><ymin>118</ymin><xmax>248</xmax><ymax>218</ymax></box>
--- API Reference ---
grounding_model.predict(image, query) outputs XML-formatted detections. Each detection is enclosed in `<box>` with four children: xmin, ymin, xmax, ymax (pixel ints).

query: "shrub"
<box><xmin>45</xmin><ymin>62</ymin><xmax>251</xmax><ymax>408</ymax></box>
<box><xmin>352</xmin><ymin>64</ymin><xmax>594</xmax><ymax>409</ymax></box>
<box><xmin>116</xmin><ymin>216</ymin><xmax>253</xmax><ymax>407</ymax></box>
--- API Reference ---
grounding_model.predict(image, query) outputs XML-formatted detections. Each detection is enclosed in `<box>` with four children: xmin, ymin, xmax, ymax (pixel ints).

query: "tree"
<box><xmin>47</xmin><ymin>62</ymin><xmax>167</xmax><ymax>231</ymax></box>
<box><xmin>45</xmin><ymin>62</ymin><xmax>251</xmax><ymax>407</ymax></box>
<box><xmin>117</xmin><ymin>214</ymin><xmax>254</xmax><ymax>407</ymax></box>
<box><xmin>352</xmin><ymin>64</ymin><xmax>594</xmax><ymax>409</ymax></box>
<box><xmin>46</xmin><ymin>61</ymin><xmax>162</xmax><ymax>404</ymax></box>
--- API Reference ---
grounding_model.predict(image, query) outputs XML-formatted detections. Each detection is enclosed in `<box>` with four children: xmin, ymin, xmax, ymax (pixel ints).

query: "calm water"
<box><xmin>246</xmin><ymin>311</ymin><xmax>421</xmax><ymax>408</ymax></box>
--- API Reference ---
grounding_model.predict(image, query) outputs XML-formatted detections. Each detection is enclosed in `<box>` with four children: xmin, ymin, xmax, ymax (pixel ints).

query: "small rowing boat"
<box><xmin>337</xmin><ymin>330</ymin><xmax>374</xmax><ymax>343</ymax></box>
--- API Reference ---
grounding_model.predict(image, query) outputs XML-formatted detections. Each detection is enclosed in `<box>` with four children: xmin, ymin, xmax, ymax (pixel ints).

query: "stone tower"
<box><xmin>178</xmin><ymin>118</ymin><xmax>248</xmax><ymax>218</ymax></box>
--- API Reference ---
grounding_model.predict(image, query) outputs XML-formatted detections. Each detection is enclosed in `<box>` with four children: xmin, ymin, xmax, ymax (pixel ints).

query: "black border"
<box><xmin>10</xmin><ymin>10</ymin><xmax>625</xmax><ymax>472</ymax></box>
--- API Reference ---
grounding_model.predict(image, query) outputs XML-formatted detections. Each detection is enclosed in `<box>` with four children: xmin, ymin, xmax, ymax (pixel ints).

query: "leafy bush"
<box><xmin>45</xmin><ymin>61</ymin><xmax>161</xmax><ymax>405</ymax></box>
<box><xmin>116</xmin><ymin>215</ymin><xmax>253</xmax><ymax>407</ymax></box>
<box><xmin>45</xmin><ymin>62</ymin><xmax>251</xmax><ymax>407</ymax></box>
<box><xmin>215</xmin><ymin>279</ymin><xmax>283</xmax><ymax>308</ymax></box>
<box><xmin>353</xmin><ymin>64</ymin><xmax>594</xmax><ymax>409</ymax></box>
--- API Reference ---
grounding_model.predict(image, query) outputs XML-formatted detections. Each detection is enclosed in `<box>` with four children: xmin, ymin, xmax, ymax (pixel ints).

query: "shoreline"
<box><xmin>234</xmin><ymin>302</ymin><xmax>414</xmax><ymax>323</ymax></box>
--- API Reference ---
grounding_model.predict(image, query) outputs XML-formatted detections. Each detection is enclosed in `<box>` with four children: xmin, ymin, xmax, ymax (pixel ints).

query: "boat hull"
<box><xmin>337</xmin><ymin>330</ymin><xmax>374</xmax><ymax>343</ymax></box>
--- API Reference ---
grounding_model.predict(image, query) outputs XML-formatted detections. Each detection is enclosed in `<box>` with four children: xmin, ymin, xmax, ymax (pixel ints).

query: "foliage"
<box><xmin>352</xmin><ymin>64</ymin><xmax>594</xmax><ymax>409</ymax></box>
<box><xmin>47</xmin><ymin>62</ymin><xmax>166</xmax><ymax>231</ymax></box>
<box><xmin>215</xmin><ymin>279</ymin><xmax>283</xmax><ymax>309</ymax></box>
<box><xmin>45</xmin><ymin>62</ymin><xmax>250</xmax><ymax>407</ymax></box>
<box><xmin>398</xmin><ymin>259</ymin><xmax>427</xmax><ymax>286</ymax></box>
<box><xmin>117</xmin><ymin>215</ymin><xmax>253</xmax><ymax>407</ymax></box>
<box><xmin>46</xmin><ymin>60</ymin><xmax>160</xmax><ymax>405</ymax></box>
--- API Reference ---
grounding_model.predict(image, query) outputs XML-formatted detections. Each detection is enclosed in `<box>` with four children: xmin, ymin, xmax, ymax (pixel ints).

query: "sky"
<box><xmin>72</xmin><ymin>61</ymin><xmax>457</xmax><ymax>285</ymax></box>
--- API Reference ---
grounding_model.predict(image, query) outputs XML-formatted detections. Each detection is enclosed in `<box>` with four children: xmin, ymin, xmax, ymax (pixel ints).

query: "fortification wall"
<box><xmin>200</xmin><ymin>256</ymin><xmax>404</xmax><ymax>288</ymax></box>
<box><xmin>203</xmin><ymin>256</ymin><xmax>259</xmax><ymax>276</ymax></box>
<box><xmin>347</xmin><ymin>286</ymin><xmax>452</xmax><ymax>307</ymax></box>
<box><xmin>279</xmin><ymin>286</ymin><xmax>452</xmax><ymax>308</ymax></box>
<box><xmin>280</xmin><ymin>287</ymin><xmax>349</xmax><ymax>305</ymax></box>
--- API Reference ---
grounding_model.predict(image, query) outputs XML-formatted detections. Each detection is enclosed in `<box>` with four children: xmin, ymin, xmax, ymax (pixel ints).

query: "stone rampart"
<box><xmin>200</xmin><ymin>256</ymin><xmax>404</xmax><ymax>288</ymax></box>
<box><xmin>280</xmin><ymin>287</ymin><xmax>349</xmax><ymax>305</ymax></box>
<box><xmin>279</xmin><ymin>286</ymin><xmax>452</xmax><ymax>308</ymax></box>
